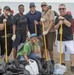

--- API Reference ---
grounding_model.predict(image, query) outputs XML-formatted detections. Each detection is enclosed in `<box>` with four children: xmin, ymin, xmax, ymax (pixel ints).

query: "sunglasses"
<box><xmin>59</xmin><ymin>8</ymin><xmax>66</xmax><ymax>10</ymax></box>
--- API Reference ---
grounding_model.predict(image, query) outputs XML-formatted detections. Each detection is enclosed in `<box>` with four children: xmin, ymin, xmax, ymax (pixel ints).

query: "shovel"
<box><xmin>42</xmin><ymin>22</ymin><xmax>48</xmax><ymax>61</ymax></box>
<box><xmin>60</xmin><ymin>24</ymin><xmax>63</xmax><ymax>64</ymax></box>
<box><xmin>3</xmin><ymin>19</ymin><xmax>8</xmax><ymax>62</ymax></box>
<box><xmin>35</xmin><ymin>24</ymin><xmax>37</xmax><ymax>34</ymax></box>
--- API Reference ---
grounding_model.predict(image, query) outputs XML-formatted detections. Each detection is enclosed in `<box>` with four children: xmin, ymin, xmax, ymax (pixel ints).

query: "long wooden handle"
<box><xmin>60</xmin><ymin>24</ymin><xmax>62</xmax><ymax>64</ymax></box>
<box><xmin>4</xmin><ymin>22</ymin><xmax>8</xmax><ymax>62</ymax></box>
<box><xmin>42</xmin><ymin>22</ymin><xmax>48</xmax><ymax>61</ymax></box>
<box><xmin>35</xmin><ymin>24</ymin><xmax>37</xmax><ymax>34</ymax></box>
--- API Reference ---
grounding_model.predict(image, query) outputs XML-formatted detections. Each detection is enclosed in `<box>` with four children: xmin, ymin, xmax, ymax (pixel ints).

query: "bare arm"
<box><xmin>48</xmin><ymin>20</ymin><xmax>54</xmax><ymax>31</ymax></box>
<box><xmin>24</xmin><ymin>52</ymin><xmax>29</xmax><ymax>62</ymax></box>
<box><xmin>48</xmin><ymin>10</ymin><xmax>54</xmax><ymax>32</ymax></box>
<box><xmin>54</xmin><ymin>23</ymin><xmax>60</xmax><ymax>30</ymax></box>
<box><xmin>26</xmin><ymin>24</ymin><xmax>29</xmax><ymax>31</ymax></box>
<box><xmin>0</xmin><ymin>24</ymin><xmax>4</xmax><ymax>30</ymax></box>
<box><xmin>33</xmin><ymin>45</ymin><xmax>38</xmax><ymax>54</ymax></box>
<box><xmin>63</xmin><ymin>19</ymin><xmax>71</xmax><ymax>27</ymax></box>
<box><xmin>58</xmin><ymin>16</ymin><xmax>72</xmax><ymax>27</ymax></box>
<box><xmin>12</xmin><ymin>24</ymin><xmax>16</xmax><ymax>34</ymax></box>
<box><xmin>54</xmin><ymin>20</ymin><xmax>63</xmax><ymax>30</ymax></box>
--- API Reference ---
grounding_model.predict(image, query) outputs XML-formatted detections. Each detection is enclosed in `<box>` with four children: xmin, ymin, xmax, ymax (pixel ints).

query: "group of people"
<box><xmin>0</xmin><ymin>2</ymin><xmax>74</xmax><ymax>72</ymax></box>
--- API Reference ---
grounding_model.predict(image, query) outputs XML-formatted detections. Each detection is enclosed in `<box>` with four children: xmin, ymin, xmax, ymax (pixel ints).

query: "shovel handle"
<box><xmin>60</xmin><ymin>24</ymin><xmax>62</xmax><ymax>64</ymax></box>
<box><xmin>35</xmin><ymin>24</ymin><xmax>37</xmax><ymax>34</ymax></box>
<box><xmin>4</xmin><ymin>21</ymin><xmax>8</xmax><ymax>62</ymax></box>
<box><xmin>42</xmin><ymin>22</ymin><xmax>48</xmax><ymax>61</ymax></box>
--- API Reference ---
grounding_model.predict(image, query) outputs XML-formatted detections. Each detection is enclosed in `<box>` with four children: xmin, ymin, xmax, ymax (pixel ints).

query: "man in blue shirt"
<box><xmin>26</xmin><ymin>2</ymin><xmax>42</xmax><ymax>36</ymax></box>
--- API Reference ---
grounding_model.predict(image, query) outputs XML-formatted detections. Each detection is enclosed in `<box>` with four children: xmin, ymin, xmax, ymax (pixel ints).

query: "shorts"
<box><xmin>57</xmin><ymin>40</ymin><xmax>74</xmax><ymax>54</ymax></box>
<box><xmin>45</xmin><ymin>32</ymin><xmax>56</xmax><ymax>52</ymax></box>
<box><xmin>19</xmin><ymin>53</ymin><xmax>40</xmax><ymax>61</ymax></box>
<box><xmin>13</xmin><ymin>33</ymin><xmax>26</xmax><ymax>48</ymax></box>
<box><xmin>0</xmin><ymin>35</ymin><xmax>12</xmax><ymax>56</ymax></box>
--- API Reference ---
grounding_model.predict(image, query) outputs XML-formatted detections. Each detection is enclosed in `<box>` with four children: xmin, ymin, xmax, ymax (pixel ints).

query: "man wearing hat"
<box><xmin>17</xmin><ymin>33</ymin><xmax>40</xmax><ymax>62</ymax></box>
<box><xmin>26</xmin><ymin>2</ymin><xmax>42</xmax><ymax>36</ymax></box>
<box><xmin>41</xmin><ymin>2</ymin><xmax>55</xmax><ymax>64</ymax></box>
<box><xmin>0</xmin><ymin>6</ymin><xmax>13</xmax><ymax>60</ymax></box>
<box><xmin>10</xmin><ymin>10</ymin><xmax>14</xmax><ymax>19</ymax></box>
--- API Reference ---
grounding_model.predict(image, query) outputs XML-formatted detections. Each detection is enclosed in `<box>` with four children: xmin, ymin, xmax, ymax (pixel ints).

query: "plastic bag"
<box><xmin>65</xmin><ymin>52</ymin><xmax>70</xmax><ymax>61</ymax></box>
<box><xmin>53</xmin><ymin>63</ymin><xmax>67</xmax><ymax>75</ymax></box>
<box><xmin>0</xmin><ymin>64</ymin><xmax>5</xmax><ymax>74</ymax></box>
<box><xmin>25</xmin><ymin>59</ymin><xmax>39</xmax><ymax>75</ymax></box>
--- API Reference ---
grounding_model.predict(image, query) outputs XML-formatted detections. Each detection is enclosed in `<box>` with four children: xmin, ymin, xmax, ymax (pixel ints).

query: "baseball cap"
<box><xmin>3</xmin><ymin>6</ymin><xmax>11</xmax><ymax>11</ymax></box>
<box><xmin>29</xmin><ymin>2</ymin><xmax>35</xmax><ymax>7</ymax></box>
<box><xmin>41</xmin><ymin>2</ymin><xmax>47</xmax><ymax>7</ymax></box>
<box><xmin>30</xmin><ymin>33</ymin><xmax>37</xmax><ymax>38</ymax></box>
<box><xmin>11</xmin><ymin>10</ymin><xmax>14</xmax><ymax>13</ymax></box>
<box><xmin>66</xmin><ymin>11</ymin><xmax>72</xmax><ymax>15</ymax></box>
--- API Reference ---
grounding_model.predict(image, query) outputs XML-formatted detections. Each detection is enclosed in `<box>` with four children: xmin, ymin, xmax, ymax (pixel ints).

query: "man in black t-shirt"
<box><xmin>12</xmin><ymin>4</ymin><xmax>28</xmax><ymax>59</ymax></box>
<box><xmin>0</xmin><ymin>6</ymin><xmax>12</xmax><ymax>59</ymax></box>
<box><xmin>54</xmin><ymin>4</ymin><xmax>74</xmax><ymax>72</ymax></box>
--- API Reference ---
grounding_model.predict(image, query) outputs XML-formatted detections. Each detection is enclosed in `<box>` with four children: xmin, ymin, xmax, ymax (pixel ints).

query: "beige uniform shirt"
<box><xmin>41</xmin><ymin>9</ymin><xmax>55</xmax><ymax>32</ymax></box>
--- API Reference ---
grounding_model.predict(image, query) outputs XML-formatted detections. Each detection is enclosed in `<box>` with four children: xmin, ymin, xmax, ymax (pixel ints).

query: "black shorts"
<box><xmin>13</xmin><ymin>33</ymin><xmax>26</xmax><ymax>48</ymax></box>
<box><xmin>0</xmin><ymin>35</ymin><xmax>12</xmax><ymax>56</ymax></box>
<box><xmin>46</xmin><ymin>32</ymin><xmax>56</xmax><ymax>52</ymax></box>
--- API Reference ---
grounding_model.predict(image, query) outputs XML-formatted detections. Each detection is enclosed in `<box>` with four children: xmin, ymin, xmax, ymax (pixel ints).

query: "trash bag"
<box><xmin>37</xmin><ymin>58</ymin><xmax>54</xmax><ymax>75</ymax></box>
<box><xmin>0</xmin><ymin>64</ymin><xmax>5</xmax><ymax>74</ymax></box>
<box><xmin>25</xmin><ymin>59</ymin><xmax>39</xmax><ymax>75</ymax></box>
<box><xmin>5</xmin><ymin>61</ymin><xmax>18</xmax><ymax>73</ymax></box>
<box><xmin>4</xmin><ymin>59</ymin><xmax>30</xmax><ymax>75</ymax></box>
<box><xmin>3</xmin><ymin>71</ymin><xmax>13</xmax><ymax>75</ymax></box>
<box><xmin>31</xmin><ymin>58</ymin><xmax>43</xmax><ymax>73</ymax></box>
<box><xmin>30</xmin><ymin>58</ymin><xmax>54</xmax><ymax>75</ymax></box>
<box><xmin>53</xmin><ymin>63</ymin><xmax>67</xmax><ymax>75</ymax></box>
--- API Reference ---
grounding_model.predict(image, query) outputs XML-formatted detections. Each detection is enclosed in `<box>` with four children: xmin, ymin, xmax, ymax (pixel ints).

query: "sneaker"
<box><xmin>61</xmin><ymin>63</ymin><xmax>65</xmax><ymax>66</ymax></box>
<box><xmin>71</xmin><ymin>66</ymin><xmax>74</xmax><ymax>72</ymax></box>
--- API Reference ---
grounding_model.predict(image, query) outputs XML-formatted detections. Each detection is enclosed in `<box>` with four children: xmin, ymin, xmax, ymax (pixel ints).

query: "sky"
<box><xmin>0</xmin><ymin>2</ymin><xmax>74</xmax><ymax>17</ymax></box>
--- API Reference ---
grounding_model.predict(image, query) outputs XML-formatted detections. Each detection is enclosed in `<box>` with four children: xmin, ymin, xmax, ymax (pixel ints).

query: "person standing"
<box><xmin>26</xmin><ymin>2</ymin><xmax>42</xmax><ymax>36</ymax></box>
<box><xmin>41</xmin><ymin>2</ymin><xmax>56</xmax><ymax>64</ymax></box>
<box><xmin>0</xmin><ymin>6</ymin><xmax>13</xmax><ymax>60</ymax></box>
<box><xmin>12</xmin><ymin>4</ymin><xmax>28</xmax><ymax>59</ymax></box>
<box><xmin>26</xmin><ymin>2</ymin><xmax>44</xmax><ymax>57</ymax></box>
<box><xmin>54</xmin><ymin>4</ymin><xmax>74</xmax><ymax>72</ymax></box>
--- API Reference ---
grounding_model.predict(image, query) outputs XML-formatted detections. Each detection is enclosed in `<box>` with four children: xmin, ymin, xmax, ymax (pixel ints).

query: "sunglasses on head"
<box><xmin>59</xmin><ymin>8</ymin><xmax>65</xmax><ymax>10</ymax></box>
